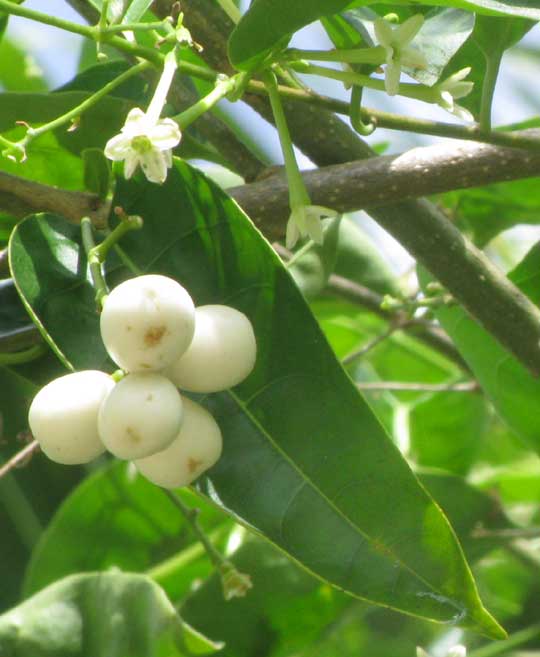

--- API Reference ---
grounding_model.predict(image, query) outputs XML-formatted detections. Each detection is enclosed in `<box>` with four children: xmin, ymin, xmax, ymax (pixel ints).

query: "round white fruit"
<box><xmin>98</xmin><ymin>372</ymin><xmax>183</xmax><ymax>459</ymax></box>
<box><xmin>134</xmin><ymin>397</ymin><xmax>222</xmax><ymax>488</ymax></box>
<box><xmin>28</xmin><ymin>370</ymin><xmax>114</xmax><ymax>465</ymax></box>
<box><xmin>165</xmin><ymin>305</ymin><xmax>256</xmax><ymax>392</ymax></box>
<box><xmin>100</xmin><ymin>274</ymin><xmax>195</xmax><ymax>372</ymax></box>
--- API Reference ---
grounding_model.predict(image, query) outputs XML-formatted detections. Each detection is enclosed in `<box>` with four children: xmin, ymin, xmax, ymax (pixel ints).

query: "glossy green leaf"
<box><xmin>23</xmin><ymin>460</ymin><xmax>230</xmax><ymax>602</ymax></box>
<box><xmin>418</xmin><ymin>245</ymin><xmax>540</xmax><ymax>454</ymax></box>
<box><xmin>0</xmin><ymin>571</ymin><xmax>221</xmax><ymax>657</ymax></box>
<box><xmin>123</xmin><ymin>0</ymin><xmax>154</xmax><ymax>23</ymax></box>
<box><xmin>182</xmin><ymin>538</ymin><xmax>350</xmax><ymax>657</ymax></box>
<box><xmin>9</xmin><ymin>163</ymin><xmax>503</xmax><ymax>636</ymax></box>
<box><xmin>409</xmin><ymin>393</ymin><xmax>488</xmax><ymax>475</ymax></box>
<box><xmin>441</xmin><ymin>178</ymin><xmax>540</xmax><ymax>247</ymax></box>
<box><xmin>437</xmin><ymin>15</ymin><xmax>533</xmax><ymax>118</ymax></box>
<box><xmin>0</xmin><ymin>39</ymin><xmax>47</xmax><ymax>92</ymax></box>
<box><xmin>229</xmin><ymin>0</ymin><xmax>540</xmax><ymax>70</ymax></box>
<box><xmin>0</xmin><ymin>91</ymin><xmax>133</xmax><ymax>157</ymax></box>
<box><xmin>83</xmin><ymin>148</ymin><xmax>111</xmax><ymax>199</ymax></box>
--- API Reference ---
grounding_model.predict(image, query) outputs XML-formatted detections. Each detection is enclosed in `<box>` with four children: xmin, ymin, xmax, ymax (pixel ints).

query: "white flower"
<box><xmin>417</xmin><ymin>644</ymin><xmax>466</xmax><ymax>657</ymax></box>
<box><xmin>374</xmin><ymin>14</ymin><xmax>427</xmax><ymax>96</ymax></box>
<box><xmin>104</xmin><ymin>51</ymin><xmax>181</xmax><ymax>184</ymax></box>
<box><xmin>434</xmin><ymin>67</ymin><xmax>474</xmax><ymax>122</ymax></box>
<box><xmin>104</xmin><ymin>108</ymin><xmax>181</xmax><ymax>184</ymax></box>
<box><xmin>286</xmin><ymin>205</ymin><xmax>338</xmax><ymax>249</ymax></box>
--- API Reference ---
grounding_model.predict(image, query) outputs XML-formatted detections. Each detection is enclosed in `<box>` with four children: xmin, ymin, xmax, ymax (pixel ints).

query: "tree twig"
<box><xmin>228</xmin><ymin>138</ymin><xmax>540</xmax><ymax>237</ymax></box>
<box><xmin>342</xmin><ymin>321</ymin><xmax>409</xmax><ymax>365</ymax></box>
<box><xmin>0</xmin><ymin>440</ymin><xmax>40</xmax><ymax>480</ymax></box>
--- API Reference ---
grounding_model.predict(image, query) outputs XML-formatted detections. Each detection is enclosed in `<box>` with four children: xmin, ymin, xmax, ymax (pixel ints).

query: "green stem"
<box><xmin>174</xmin><ymin>74</ymin><xmax>241</xmax><ymax>129</ymax></box>
<box><xmin>21</xmin><ymin>60</ymin><xmax>151</xmax><ymax>147</ymax></box>
<box><xmin>285</xmin><ymin>46</ymin><xmax>386</xmax><ymax>65</ymax></box>
<box><xmin>163</xmin><ymin>489</ymin><xmax>228</xmax><ymax>571</ymax></box>
<box><xmin>114</xmin><ymin>244</ymin><xmax>142</xmax><ymax>275</ymax></box>
<box><xmin>285</xmin><ymin>239</ymin><xmax>315</xmax><ymax>267</ymax></box>
<box><xmin>245</xmin><ymin>80</ymin><xmax>540</xmax><ymax>151</ymax></box>
<box><xmin>263</xmin><ymin>71</ymin><xmax>309</xmax><ymax>209</ymax></box>
<box><xmin>468</xmin><ymin>623</ymin><xmax>540</xmax><ymax>657</ymax></box>
<box><xmin>93</xmin><ymin>217</ymin><xmax>143</xmax><ymax>261</ymax></box>
<box><xmin>102</xmin><ymin>19</ymin><xmax>173</xmax><ymax>34</ymax></box>
<box><xmin>0</xmin><ymin>344</ymin><xmax>46</xmax><ymax>365</ymax></box>
<box><xmin>479</xmin><ymin>54</ymin><xmax>501</xmax><ymax>133</ymax></box>
<box><xmin>81</xmin><ymin>217</ymin><xmax>110</xmax><ymax>307</ymax></box>
<box><xmin>291</xmin><ymin>61</ymin><xmax>435</xmax><ymax>104</ymax></box>
<box><xmin>0</xmin><ymin>473</ymin><xmax>43</xmax><ymax>551</ymax></box>
<box><xmin>215</xmin><ymin>0</ymin><xmax>241</xmax><ymax>23</ymax></box>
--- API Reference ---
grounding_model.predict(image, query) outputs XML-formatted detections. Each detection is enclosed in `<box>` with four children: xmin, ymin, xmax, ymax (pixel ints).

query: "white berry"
<box><xmin>165</xmin><ymin>305</ymin><xmax>256</xmax><ymax>392</ymax></box>
<box><xmin>28</xmin><ymin>370</ymin><xmax>114</xmax><ymax>465</ymax></box>
<box><xmin>134</xmin><ymin>397</ymin><xmax>222</xmax><ymax>488</ymax></box>
<box><xmin>98</xmin><ymin>372</ymin><xmax>183</xmax><ymax>459</ymax></box>
<box><xmin>100</xmin><ymin>274</ymin><xmax>195</xmax><ymax>372</ymax></box>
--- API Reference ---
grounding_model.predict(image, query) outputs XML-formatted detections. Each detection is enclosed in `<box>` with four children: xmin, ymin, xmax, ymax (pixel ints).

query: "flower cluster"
<box><xmin>28</xmin><ymin>274</ymin><xmax>257</xmax><ymax>489</ymax></box>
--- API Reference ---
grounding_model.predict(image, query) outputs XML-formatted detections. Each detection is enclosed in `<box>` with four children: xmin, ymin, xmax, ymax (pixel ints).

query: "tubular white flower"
<box><xmin>434</xmin><ymin>68</ymin><xmax>474</xmax><ymax>122</ymax></box>
<box><xmin>286</xmin><ymin>205</ymin><xmax>338</xmax><ymax>249</ymax></box>
<box><xmin>104</xmin><ymin>52</ymin><xmax>181</xmax><ymax>183</ymax></box>
<box><xmin>374</xmin><ymin>14</ymin><xmax>427</xmax><ymax>96</ymax></box>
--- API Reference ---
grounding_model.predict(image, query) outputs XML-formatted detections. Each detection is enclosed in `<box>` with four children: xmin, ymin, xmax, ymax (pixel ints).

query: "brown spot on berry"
<box><xmin>146</xmin><ymin>394</ymin><xmax>154</xmax><ymax>401</ymax></box>
<box><xmin>126</xmin><ymin>426</ymin><xmax>141</xmax><ymax>444</ymax></box>
<box><xmin>144</xmin><ymin>325</ymin><xmax>167</xmax><ymax>347</ymax></box>
<box><xmin>187</xmin><ymin>457</ymin><xmax>203</xmax><ymax>474</ymax></box>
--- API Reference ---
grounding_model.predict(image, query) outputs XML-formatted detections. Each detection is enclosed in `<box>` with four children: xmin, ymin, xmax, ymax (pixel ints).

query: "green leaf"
<box><xmin>9</xmin><ymin>163</ymin><xmax>503</xmax><ymax>636</ymax></box>
<box><xmin>229</xmin><ymin>0</ymin><xmax>540</xmax><ymax>70</ymax></box>
<box><xmin>0</xmin><ymin>91</ymin><xmax>133</xmax><ymax>158</ymax></box>
<box><xmin>441</xmin><ymin>177</ymin><xmax>540</xmax><ymax>247</ymax></box>
<box><xmin>418</xmin><ymin>244</ymin><xmax>540</xmax><ymax>454</ymax></box>
<box><xmin>229</xmin><ymin>0</ymin><xmax>353</xmax><ymax>70</ymax></box>
<box><xmin>0</xmin><ymin>278</ymin><xmax>34</xmax><ymax>346</ymax></box>
<box><xmin>0</xmin><ymin>39</ymin><xmax>47</xmax><ymax>92</ymax></box>
<box><xmin>438</xmin><ymin>15</ymin><xmax>533</xmax><ymax>118</ymax></box>
<box><xmin>0</xmin><ymin>571</ymin><xmax>221</xmax><ymax>657</ymax></box>
<box><xmin>409</xmin><ymin>393</ymin><xmax>488</xmax><ymax>475</ymax></box>
<box><xmin>123</xmin><ymin>0</ymin><xmax>154</xmax><ymax>23</ymax></box>
<box><xmin>82</xmin><ymin>148</ymin><xmax>112</xmax><ymax>199</ymax></box>
<box><xmin>23</xmin><ymin>460</ymin><xmax>230</xmax><ymax>602</ymax></box>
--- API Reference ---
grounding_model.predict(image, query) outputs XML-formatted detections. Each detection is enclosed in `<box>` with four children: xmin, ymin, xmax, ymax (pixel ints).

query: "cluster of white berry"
<box><xmin>28</xmin><ymin>275</ymin><xmax>256</xmax><ymax>488</ymax></box>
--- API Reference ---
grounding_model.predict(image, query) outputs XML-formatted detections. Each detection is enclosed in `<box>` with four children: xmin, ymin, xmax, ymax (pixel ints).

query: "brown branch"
<box><xmin>229</xmin><ymin>139</ymin><xmax>540</xmax><ymax>238</ymax></box>
<box><xmin>0</xmin><ymin>440</ymin><xmax>40</xmax><ymax>480</ymax></box>
<box><xmin>0</xmin><ymin>171</ymin><xmax>108</xmax><ymax>227</ymax></box>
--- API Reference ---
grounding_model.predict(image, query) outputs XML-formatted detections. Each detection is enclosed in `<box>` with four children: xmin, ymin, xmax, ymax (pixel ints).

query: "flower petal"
<box><xmin>139</xmin><ymin>148</ymin><xmax>169</xmax><ymax>184</ymax></box>
<box><xmin>286</xmin><ymin>215</ymin><xmax>301</xmax><ymax>249</ymax></box>
<box><xmin>394</xmin><ymin>14</ymin><xmax>424</xmax><ymax>46</ymax></box>
<box><xmin>148</xmin><ymin>119</ymin><xmax>182</xmax><ymax>150</ymax></box>
<box><xmin>123</xmin><ymin>152</ymin><xmax>141</xmax><ymax>179</ymax></box>
<box><xmin>447</xmin><ymin>81</ymin><xmax>474</xmax><ymax>100</ymax></box>
<box><xmin>121</xmin><ymin>108</ymin><xmax>150</xmax><ymax>136</ymax></box>
<box><xmin>447</xmin><ymin>646</ymin><xmax>466</xmax><ymax>657</ymax></box>
<box><xmin>401</xmin><ymin>47</ymin><xmax>428</xmax><ymax>70</ymax></box>
<box><xmin>374</xmin><ymin>17</ymin><xmax>394</xmax><ymax>49</ymax></box>
<box><xmin>451</xmin><ymin>103</ymin><xmax>475</xmax><ymax>123</ymax></box>
<box><xmin>104</xmin><ymin>133</ymin><xmax>133</xmax><ymax>160</ymax></box>
<box><xmin>384</xmin><ymin>61</ymin><xmax>401</xmax><ymax>96</ymax></box>
<box><xmin>305</xmin><ymin>209</ymin><xmax>324</xmax><ymax>245</ymax></box>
